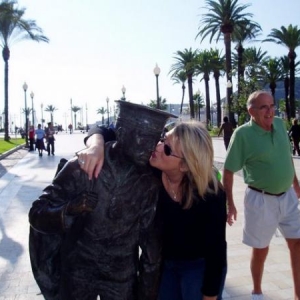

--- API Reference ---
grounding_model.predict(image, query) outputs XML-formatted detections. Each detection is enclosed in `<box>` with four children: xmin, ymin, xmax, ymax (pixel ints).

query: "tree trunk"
<box><xmin>237</xmin><ymin>44</ymin><xmax>244</xmax><ymax>99</ymax></box>
<box><xmin>3</xmin><ymin>46</ymin><xmax>10</xmax><ymax>141</ymax></box>
<box><xmin>180</xmin><ymin>84</ymin><xmax>186</xmax><ymax>115</ymax></box>
<box><xmin>204</xmin><ymin>74</ymin><xmax>211</xmax><ymax>128</ymax></box>
<box><xmin>284</xmin><ymin>77</ymin><xmax>290</xmax><ymax>120</ymax></box>
<box><xmin>214</xmin><ymin>72</ymin><xmax>221</xmax><ymax>127</ymax></box>
<box><xmin>223</xmin><ymin>32</ymin><xmax>234</xmax><ymax>124</ymax></box>
<box><xmin>188</xmin><ymin>75</ymin><xmax>194</xmax><ymax>119</ymax></box>
<box><xmin>289</xmin><ymin>50</ymin><xmax>296</xmax><ymax>118</ymax></box>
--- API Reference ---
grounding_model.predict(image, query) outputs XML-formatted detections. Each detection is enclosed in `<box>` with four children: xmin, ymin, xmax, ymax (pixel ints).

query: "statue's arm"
<box><xmin>29</xmin><ymin>159</ymin><xmax>95</xmax><ymax>234</ymax></box>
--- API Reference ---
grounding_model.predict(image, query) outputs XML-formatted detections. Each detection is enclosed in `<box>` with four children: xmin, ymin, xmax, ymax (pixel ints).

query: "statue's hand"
<box><xmin>66</xmin><ymin>192</ymin><xmax>98</xmax><ymax>215</ymax></box>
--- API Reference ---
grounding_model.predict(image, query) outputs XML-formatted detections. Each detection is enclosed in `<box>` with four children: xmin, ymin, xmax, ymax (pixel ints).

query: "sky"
<box><xmin>1</xmin><ymin>0</ymin><xmax>300</xmax><ymax>128</ymax></box>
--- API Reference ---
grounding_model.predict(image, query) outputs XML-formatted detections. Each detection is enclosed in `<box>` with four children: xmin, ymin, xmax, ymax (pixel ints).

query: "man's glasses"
<box><xmin>253</xmin><ymin>104</ymin><xmax>276</xmax><ymax>111</ymax></box>
<box><xmin>160</xmin><ymin>138</ymin><xmax>184</xmax><ymax>159</ymax></box>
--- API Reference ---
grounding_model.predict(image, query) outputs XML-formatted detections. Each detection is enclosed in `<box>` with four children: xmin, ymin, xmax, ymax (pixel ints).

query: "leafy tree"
<box><xmin>242</xmin><ymin>46</ymin><xmax>269</xmax><ymax>79</ymax></box>
<box><xmin>232</xmin><ymin>20</ymin><xmax>261</xmax><ymax>97</ymax></box>
<box><xmin>0</xmin><ymin>0</ymin><xmax>49</xmax><ymax>141</ymax></box>
<box><xmin>170</xmin><ymin>48</ymin><xmax>198</xmax><ymax>118</ymax></box>
<box><xmin>44</xmin><ymin>105</ymin><xmax>57</xmax><ymax>124</ymax></box>
<box><xmin>148</xmin><ymin>97</ymin><xmax>167</xmax><ymax>110</ymax></box>
<box><xmin>194</xmin><ymin>91</ymin><xmax>205</xmax><ymax>121</ymax></box>
<box><xmin>96</xmin><ymin>107</ymin><xmax>106</xmax><ymax>125</ymax></box>
<box><xmin>195</xmin><ymin>50</ymin><xmax>213</xmax><ymax>127</ymax></box>
<box><xmin>196</xmin><ymin>0</ymin><xmax>258</xmax><ymax>125</ymax></box>
<box><xmin>232</xmin><ymin>76</ymin><xmax>262</xmax><ymax>125</ymax></box>
<box><xmin>264</xmin><ymin>24</ymin><xmax>300</xmax><ymax>118</ymax></box>
<box><xmin>171</xmin><ymin>70</ymin><xmax>187</xmax><ymax>115</ymax></box>
<box><xmin>71</xmin><ymin>105</ymin><xmax>81</xmax><ymax>129</ymax></box>
<box><xmin>261</xmin><ymin>58</ymin><xmax>283</xmax><ymax>115</ymax></box>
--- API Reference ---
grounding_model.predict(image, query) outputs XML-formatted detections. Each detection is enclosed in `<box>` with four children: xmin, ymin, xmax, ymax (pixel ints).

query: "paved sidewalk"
<box><xmin>0</xmin><ymin>135</ymin><xmax>298</xmax><ymax>299</ymax></box>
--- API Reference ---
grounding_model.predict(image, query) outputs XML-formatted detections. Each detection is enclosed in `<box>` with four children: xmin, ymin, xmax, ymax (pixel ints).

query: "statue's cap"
<box><xmin>116</xmin><ymin>101</ymin><xmax>177</xmax><ymax>134</ymax></box>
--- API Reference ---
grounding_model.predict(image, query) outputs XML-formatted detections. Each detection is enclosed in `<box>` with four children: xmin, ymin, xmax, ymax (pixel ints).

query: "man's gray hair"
<box><xmin>247</xmin><ymin>90</ymin><xmax>272</xmax><ymax>108</ymax></box>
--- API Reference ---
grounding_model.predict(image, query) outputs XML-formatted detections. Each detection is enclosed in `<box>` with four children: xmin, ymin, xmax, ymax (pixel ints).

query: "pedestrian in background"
<box><xmin>28</xmin><ymin>125</ymin><xmax>35</xmax><ymax>151</ymax></box>
<box><xmin>45</xmin><ymin>122</ymin><xmax>55</xmax><ymax>156</ymax></box>
<box><xmin>35</xmin><ymin>124</ymin><xmax>45</xmax><ymax>157</ymax></box>
<box><xmin>218</xmin><ymin>116</ymin><xmax>233</xmax><ymax>150</ymax></box>
<box><xmin>288</xmin><ymin>118</ymin><xmax>300</xmax><ymax>156</ymax></box>
<box><xmin>223</xmin><ymin>90</ymin><xmax>300</xmax><ymax>300</ymax></box>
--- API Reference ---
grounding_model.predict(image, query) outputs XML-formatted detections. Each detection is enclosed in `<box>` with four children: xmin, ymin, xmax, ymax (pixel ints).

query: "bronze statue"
<box><xmin>29</xmin><ymin>101</ymin><xmax>175</xmax><ymax>300</ymax></box>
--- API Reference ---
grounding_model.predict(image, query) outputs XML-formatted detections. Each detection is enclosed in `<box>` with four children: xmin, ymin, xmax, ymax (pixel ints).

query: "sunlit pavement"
<box><xmin>0</xmin><ymin>134</ymin><xmax>297</xmax><ymax>299</ymax></box>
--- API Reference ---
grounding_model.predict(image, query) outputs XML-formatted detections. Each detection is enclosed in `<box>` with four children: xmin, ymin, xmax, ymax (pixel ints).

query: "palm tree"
<box><xmin>169</xmin><ymin>48</ymin><xmax>198</xmax><ymax>118</ymax></box>
<box><xmin>71</xmin><ymin>106</ymin><xmax>81</xmax><ymax>129</ymax></box>
<box><xmin>171</xmin><ymin>70</ymin><xmax>187</xmax><ymax>115</ymax></box>
<box><xmin>96</xmin><ymin>107</ymin><xmax>106</xmax><ymax>125</ymax></box>
<box><xmin>44</xmin><ymin>105</ymin><xmax>57</xmax><ymax>124</ymax></box>
<box><xmin>264</xmin><ymin>24</ymin><xmax>300</xmax><ymax>118</ymax></box>
<box><xmin>195</xmin><ymin>50</ymin><xmax>213</xmax><ymax>127</ymax></box>
<box><xmin>261</xmin><ymin>58</ymin><xmax>283</xmax><ymax>115</ymax></box>
<box><xmin>196</xmin><ymin>0</ymin><xmax>258</xmax><ymax>124</ymax></box>
<box><xmin>148</xmin><ymin>97</ymin><xmax>168</xmax><ymax>110</ymax></box>
<box><xmin>0</xmin><ymin>0</ymin><xmax>49</xmax><ymax>141</ymax></box>
<box><xmin>210</xmin><ymin>48</ymin><xmax>225</xmax><ymax>126</ymax></box>
<box><xmin>232</xmin><ymin>20</ymin><xmax>262</xmax><ymax>96</ymax></box>
<box><xmin>243</xmin><ymin>47</ymin><xmax>269</xmax><ymax>79</ymax></box>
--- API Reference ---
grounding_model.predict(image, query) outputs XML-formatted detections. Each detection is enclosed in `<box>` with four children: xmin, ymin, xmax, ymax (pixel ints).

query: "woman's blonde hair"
<box><xmin>172</xmin><ymin>120</ymin><xmax>219</xmax><ymax>209</ymax></box>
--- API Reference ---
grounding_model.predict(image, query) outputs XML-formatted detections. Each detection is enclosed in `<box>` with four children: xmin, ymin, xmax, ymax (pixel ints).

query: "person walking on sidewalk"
<box><xmin>218</xmin><ymin>116</ymin><xmax>234</xmax><ymax>150</ymax></box>
<box><xmin>223</xmin><ymin>90</ymin><xmax>300</xmax><ymax>300</ymax></box>
<box><xmin>28</xmin><ymin>125</ymin><xmax>35</xmax><ymax>151</ymax></box>
<box><xmin>288</xmin><ymin>118</ymin><xmax>300</xmax><ymax>156</ymax></box>
<box><xmin>35</xmin><ymin>124</ymin><xmax>45</xmax><ymax>157</ymax></box>
<box><xmin>45</xmin><ymin>122</ymin><xmax>55</xmax><ymax>156</ymax></box>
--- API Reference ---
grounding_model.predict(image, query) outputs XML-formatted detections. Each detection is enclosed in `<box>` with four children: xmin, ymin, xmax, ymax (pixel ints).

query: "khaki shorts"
<box><xmin>243</xmin><ymin>187</ymin><xmax>300</xmax><ymax>248</ymax></box>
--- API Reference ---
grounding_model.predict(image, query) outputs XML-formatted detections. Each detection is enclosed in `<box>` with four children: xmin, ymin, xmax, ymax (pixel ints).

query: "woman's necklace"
<box><xmin>166</xmin><ymin>175</ymin><xmax>179</xmax><ymax>201</ymax></box>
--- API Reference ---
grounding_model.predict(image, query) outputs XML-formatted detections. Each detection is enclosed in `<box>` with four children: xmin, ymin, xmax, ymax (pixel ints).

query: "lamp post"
<box><xmin>30</xmin><ymin>91</ymin><xmax>34</xmax><ymax>127</ymax></box>
<box><xmin>226</xmin><ymin>80</ymin><xmax>233</xmax><ymax>123</ymax></box>
<box><xmin>22</xmin><ymin>82</ymin><xmax>29</xmax><ymax>147</ymax></box>
<box><xmin>41</xmin><ymin>103</ymin><xmax>44</xmax><ymax>128</ymax></box>
<box><xmin>106</xmin><ymin>97</ymin><xmax>110</xmax><ymax>126</ymax></box>
<box><xmin>153</xmin><ymin>63</ymin><xmax>160</xmax><ymax>109</ymax></box>
<box><xmin>121</xmin><ymin>85</ymin><xmax>126</xmax><ymax>101</ymax></box>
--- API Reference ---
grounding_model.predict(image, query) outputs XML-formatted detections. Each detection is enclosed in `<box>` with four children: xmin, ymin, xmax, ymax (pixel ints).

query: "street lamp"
<box><xmin>106</xmin><ymin>97</ymin><xmax>110</xmax><ymax>126</ymax></box>
<box><xmin>153</xmin><ymin>63</ymin><xmax>160</xmax><ymax>109</ymax></box>
<box><xmin>226</xmin><ymin>80</ymin><xmax>233</xmax><ymax>123</ymax></box>
<box><xmin>30</xmin><ymin>91</ymin><xmax>34</xmax><ymax>127</ymax></box>
<box><xmin>22</xmin><ymin>82</ymin><xmax>29</xmax><ymax>147</ymax></box>
<box><xmin>41</xmin><ymin>103</ymin><xmax>44</xmax><ymax>128</ymax></box>
<box><xmin>121</xmin><ymin>85</ymin><xmax>126</xmax><ymax>101</ymax></box>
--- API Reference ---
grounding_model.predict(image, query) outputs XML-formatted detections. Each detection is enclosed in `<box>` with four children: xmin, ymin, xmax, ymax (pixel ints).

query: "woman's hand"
<box><xmin>76</xmin><ymin>134</ymin><xmax>105</xmax><ymax>180</ymax></box>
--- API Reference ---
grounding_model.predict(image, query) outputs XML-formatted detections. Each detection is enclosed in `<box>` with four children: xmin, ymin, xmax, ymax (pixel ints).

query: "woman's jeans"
<box><xmin>158</xmin><ymin>258</ymin><xmax>227</xmax><ymax>300</ymax></box>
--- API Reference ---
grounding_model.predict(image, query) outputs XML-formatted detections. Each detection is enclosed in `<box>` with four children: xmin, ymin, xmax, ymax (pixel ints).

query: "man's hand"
<box><xmin>227</xmin><ymin>202</ymin><xmax>237</xmax><ymax>226</ymax></box>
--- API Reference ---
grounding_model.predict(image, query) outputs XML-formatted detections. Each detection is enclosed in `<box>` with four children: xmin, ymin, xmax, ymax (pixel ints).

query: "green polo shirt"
<box><xmin>224</xmin><ymin>117</ymin><xmax>294</xmax><ymax>194</ymax></box>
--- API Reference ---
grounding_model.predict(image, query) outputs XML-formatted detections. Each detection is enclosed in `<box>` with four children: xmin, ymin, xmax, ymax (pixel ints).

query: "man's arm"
<box><xmin>290</xmin><ymin>157</ymin><xmax>300</xmax><ymax>199</ymax></box>
<box><xmin>222</xmin><ymin>169</ymin><xmax>237</xmax><ymax>225</ymax></box>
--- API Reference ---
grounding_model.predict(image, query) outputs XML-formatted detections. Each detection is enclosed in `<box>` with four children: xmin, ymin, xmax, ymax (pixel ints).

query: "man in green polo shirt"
<box><xmin>223</xmin><ymin>90</ymin><xmax>300</xmax><ymax>300</ymax></box>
